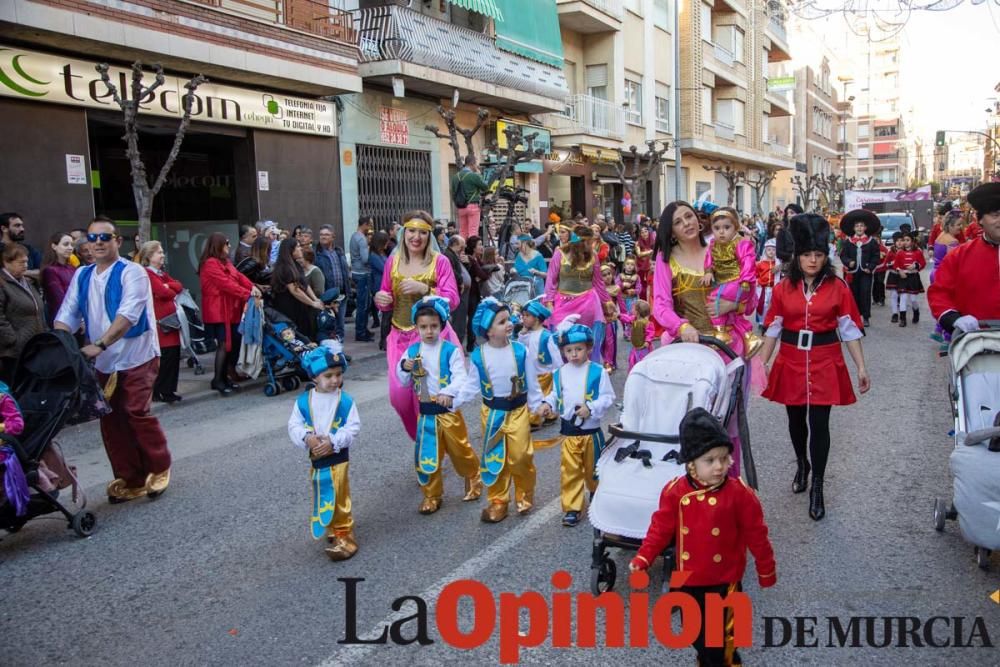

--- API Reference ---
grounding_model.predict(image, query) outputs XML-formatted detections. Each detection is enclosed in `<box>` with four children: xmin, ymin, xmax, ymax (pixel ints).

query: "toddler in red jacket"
<box><xmin>630</xmin><ymin>408</ymin><xmax>776</xmax><ymax>666</ymax></box>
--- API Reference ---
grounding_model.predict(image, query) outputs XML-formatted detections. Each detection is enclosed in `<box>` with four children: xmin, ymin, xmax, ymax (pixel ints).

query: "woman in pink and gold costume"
<box><xmin>374</xmin><ymin>211</ymin><xmax>462</xmax><ymax>439</ymax></box>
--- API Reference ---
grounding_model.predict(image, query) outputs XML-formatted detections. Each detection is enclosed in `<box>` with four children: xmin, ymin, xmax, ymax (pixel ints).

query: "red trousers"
<box><xmin>97</xmin><ymin>357</ymin><xmax>171</xmax><ymax>487</ymax></box>
<box><xmin>458</xmin><ymin>204</ymin><xmax>481</xmax><ymax>240</ymax></box>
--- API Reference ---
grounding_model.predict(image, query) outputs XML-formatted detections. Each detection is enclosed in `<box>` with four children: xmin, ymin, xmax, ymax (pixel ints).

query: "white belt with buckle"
<box><xmin>797</xmin><ymin>330</ymin><xmax>814</xmax><ymax>351</ymax></box>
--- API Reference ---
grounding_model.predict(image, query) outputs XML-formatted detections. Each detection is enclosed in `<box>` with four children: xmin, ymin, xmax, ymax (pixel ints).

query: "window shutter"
<box><xmin>586</xmin><ymin>64</ymin><xmax>608</xmax><ymax>89</ymax></box>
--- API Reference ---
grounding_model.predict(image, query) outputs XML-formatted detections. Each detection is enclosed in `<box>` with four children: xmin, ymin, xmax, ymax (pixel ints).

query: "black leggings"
<box><xmin>786</xmin><ymin>404</ymin><xmax>832</xmax><ymax>478</ymax></box>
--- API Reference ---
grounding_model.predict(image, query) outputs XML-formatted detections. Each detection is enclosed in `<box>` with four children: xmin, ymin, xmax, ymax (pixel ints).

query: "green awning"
<box><xmin>493</xmin><ymin>0</ymin><xmax>564</xmax><ymax>68</ymax></box>
<box><xmin>447</xmin><ymin>0</ymin><xmax>505</xmax><ymax>22</ymax></box>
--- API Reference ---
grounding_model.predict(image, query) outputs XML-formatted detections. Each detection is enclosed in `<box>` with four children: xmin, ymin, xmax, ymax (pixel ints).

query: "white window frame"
<box><xmin>702</xmin><ymin>85</ymin><xmax>713</xmax><ymax>125</ymax></box>
<box><xmin>700</xmin><ymin>3</ymin><xmax>712</xmax><ymax>42</ymax></box>
<box><xmin>655</xmin><ymin>94</ymin><xmax>670</xmax><ymax>133</ymax></box>
<box><xmin>653</xmin><ymin>0</ymin><xmax>670</xmax><ymax>30</ymax></box>
<box><xmin>858</xmin><ymin>123</ymin><xmax>870</xmax><ymax>138</ymax></box>
<box><xmin>625</xmin><ymin>78</ymin><xmax>643</xmax><ymax>126</ymax></box>
<box><xmin>733</xmin><ymin>99</ymin><xmax>745</xmax><ymax>135</ymax></box>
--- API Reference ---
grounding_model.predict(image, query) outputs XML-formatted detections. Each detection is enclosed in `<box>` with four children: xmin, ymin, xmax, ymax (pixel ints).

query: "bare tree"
<box><xmin>425</xmin><ymin>106</ymin><xmax>490</xmax><ymax>168</ymax></box>
<box><xmin>746</xmin><ymin>169</ymin><xmax>777</xmax><ymax>215</ymax></box>
<box><xmin>95</xmin><ymin>63</ymin><xmax>207</xmax><ymax>243</ymax></box>
<box><xmin>611</xmin><ymin>140</ymin><xmax>669</xmax><ymax>219</ymax></box>
<box><xmin>703</xmin><ymin>163</ymin><xmax>746</xmax><ymax>207</ymax></box>
<box><xmin>815</xmin><ymin>173</ymin><xmax>842</xmax><ymax>211</ymax></box>
<box><xmin>791</xmin><ymin>173</ymin><xmax>823</xmax><ymax>211</ymax></box>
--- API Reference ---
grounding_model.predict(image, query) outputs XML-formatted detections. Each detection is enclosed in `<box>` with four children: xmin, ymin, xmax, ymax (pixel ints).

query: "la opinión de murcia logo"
<box><xmin>337</xmin><ymin>574</ymin><xmax>995</xmax><ymax>662</ymax></box>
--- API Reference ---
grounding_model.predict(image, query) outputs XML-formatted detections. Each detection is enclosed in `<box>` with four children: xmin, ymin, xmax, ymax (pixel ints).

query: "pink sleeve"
<box><xmin>376</xmin><ymin>255</ymin><xmax>394</xmax><ymax>312</ymax></box>
<box><xmin>434</xmin><ymin>254</ymin><xmax>460</xmax><ymax>310</ymax></box>
<box><xmin>1</xmin><ymin>395</ymin><xmax>24</xmax><ymax>436</ymax></box>
<box><xmin>645</xmin><ymin>321</ymin><xmax>656</xmax><ymax>345</ymax></box>
<box><xmin>543</xmin><ymin>247</ymin><xmax>561</xmax><ymax>303</ymax></box>
<box><xmin>715</xmin><ymin>239</ymin><xmax>758</xmax><ymax>305</ymax></box>
<box><xmin>591</xmin><ymin>258</ymin><xmax>612</xmax><ymax>305</ymax></box>
<box><xmin>704</xmin><ymin>239</ymin><xmax>715</xmax><ymax>271</ymax></box>
<box><xmin>652</xmin><ymin>254</ymin><xmax>686</xmax><ymax>337</ymax></box>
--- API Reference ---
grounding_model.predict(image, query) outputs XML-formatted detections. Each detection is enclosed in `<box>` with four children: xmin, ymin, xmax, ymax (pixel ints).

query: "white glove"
<box><xmin>954</xmin><ymin>315</ymin><xmax>980</xmax><ymax>333</ymax></box>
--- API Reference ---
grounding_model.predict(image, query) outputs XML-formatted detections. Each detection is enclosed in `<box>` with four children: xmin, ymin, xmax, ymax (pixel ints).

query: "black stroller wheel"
<box><xmin>976</xmin><ymin>547</ymin><xmax>991</xmax><ymax>570</ymax></box>
<box><xmin>264</xmin><ymin>383</ymin><xmax>279</xmax><ymax>397</ymax></box>
<box><xmin>187</xmin><ymin>357</ymin><xmax>196</xmax><ymax>368</ymax></box>
<box><xmin>933</xmin><ymin>498</ymin><xmax>947</xmax><ymax>532</ymax></box>
<box><xmin>590</xmin><ymin>557</ymin><xmax>617</xmax><ymax>595</ymax></box>
<box><xmin>281</xmin><ymin>376</ymin><xmax>298</xmax><ymax>391</ymax></box>
<box><xmin>72</xmin><ymin>510</ymin><xmax>96</xmax><ymax>537</ymax></box>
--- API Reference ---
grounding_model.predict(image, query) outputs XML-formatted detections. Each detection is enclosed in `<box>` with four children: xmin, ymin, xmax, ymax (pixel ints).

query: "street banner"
<box><xmin>845</xmin><ymin>186</ymin><xmax>931</xmax><ymax>210</ymax></box>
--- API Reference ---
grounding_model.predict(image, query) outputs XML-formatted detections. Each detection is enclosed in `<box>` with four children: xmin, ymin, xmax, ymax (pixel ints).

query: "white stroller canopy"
<box><xmin>951</xmin><ymin>330</ymin><xmax>1000</xmax><ymax>376</ymax></box>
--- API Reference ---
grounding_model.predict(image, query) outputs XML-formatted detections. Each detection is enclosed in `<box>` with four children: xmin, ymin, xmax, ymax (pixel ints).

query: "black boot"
<box><xmin>912</xmin><ymin>308</ymin><xmax>920</xmax><ymax>324</ymax></box>
<box><xmin>792</xmin><ymin>458</ymin><xmax>810</xmax><ymax>494</ymax></box>
<box><xmin>809</xmin><ymin>477</ymin><xmax>825</xmax><ymax>521</ymax></box>
<box><xmin>891</xmin><ymin>313</ymin><xmax>898</xmax><ymax>323</ymax></box>
<box><xmin>899</xmin><ymin>311</ymin><xmax>907</xmax><ymax>327</ymax></box>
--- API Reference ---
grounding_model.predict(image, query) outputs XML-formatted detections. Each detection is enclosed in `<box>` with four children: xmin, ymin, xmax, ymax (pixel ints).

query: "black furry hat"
<box><xmin>840</xmin><ymin>209</ymin><xmax>880</xmax><ymax>237</ymax></box>
<box><xmin>937</xmin><ymin>201</ymin><xmax>954</xmax><ymax>216</ymax></box>
<box><xmin>968</xmin><ymin>182</ymin><xmax>1000</xmax><ymax>218</ymax></box>
<box><xmin>679</xmin><ymin>408</ymin><xmax>733</xmax><ymax>463</ymax></box>
<box><xmin>788</xmin><ymin>213</ymin><xmax>831</xmax><ymax>255</ymax></box>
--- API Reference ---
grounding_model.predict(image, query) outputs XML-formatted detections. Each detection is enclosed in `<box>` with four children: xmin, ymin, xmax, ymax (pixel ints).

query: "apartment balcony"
<box><xmin>837</xmin><ymin>141</ymin><xmax>852</xmax><ymax>154</ymax></box>
<box><xmin>1</xmin><ymin>0</ymin><xmax>362</xmax><ymax>95</ymax></box>
<box><xmin>357</xmin><ymin>4</ymin><xmax>568</xmax><ymax>113</ymax></box>
<box><xmin>556</xmin><ymin>0</ymin><xmax>623</xmax><ymax>33</ymax></box>
<box><xmin>680</xmin><ymin>123</ymin><xmax>794</xmax><ymax>170</ymax></box>
<box><xmin>704</xmin><ymin>41</ymin><xmax>747</xmax><ymax>86</ymax></box>
<box><xmin>765</xmin><ymin>87</ymin><xmax>792</xmax><ymax>117</ymax></box>
<box><xmin>765</xmin><ymin>15</ymin><xmax>791</xmax><ymax>61</ymax></box>
<box><xmin>545</xmin><ymin>94</ymin><xmax>626</xmax><ymax>149</ymax></box>
<box><xmin>768</xmin><ymin>141</ymin><xmax>792</xmax><ymax>158</ymax></box>
<box><xmin>715</xmin><ymin>121</ymin><xmax>736</xmax><ymax>141</ymax></box>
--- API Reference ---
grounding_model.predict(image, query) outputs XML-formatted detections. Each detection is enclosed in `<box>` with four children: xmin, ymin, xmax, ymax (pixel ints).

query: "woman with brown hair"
<box><xmin>199</xmin><ymin>232</ymin><xmax>260</xmax><ymax>396</ymax></box>
<box><xmin>0</xmin><ymin>244</ymin><xmax>45</xmax><ymax>383</ymax></box>
<box><xmin>543</xmin><ymin>224</ymin><xmax>614</xmax><ymax>361</ymax></box>
<box><xmin>138</xmin><ymin>241</ymin><xmax>183</xmax><ymax>403</ymax></box>
<box><xmin>40</xmin><ymin>231</ymin><xmax>76</xmax><ymax>328</ymax></box>
<box><xmin>235</xmin><ymin>236</ymin><xmax>273</xmax><ymax>290</ymax></box>
<box><xmin>373</xmin><ymin>210</ymin><xmax>461</xmax><ymax>439</ymax></box>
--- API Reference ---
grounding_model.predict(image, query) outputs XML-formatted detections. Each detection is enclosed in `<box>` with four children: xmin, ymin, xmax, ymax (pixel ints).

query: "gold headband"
<box><xmin>710</xmin><ymin>209</ymin><xmax>739</xmax><ymax>225</ymax></box>
<box><xmin>403</xmin><ymin>219</ymin><xmax>433</xmax><ymax>232</ymax></box>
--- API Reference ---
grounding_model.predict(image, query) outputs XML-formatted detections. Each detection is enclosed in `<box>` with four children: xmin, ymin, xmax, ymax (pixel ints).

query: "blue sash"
<box><xmin>470</xmin><ymin>341</ymin><xmax>527</xmax><ymax>487</ymax></box>
<box><xmin>297</xmin><ymin>389</ymin><xmax>355</xmax><ymax>540</ymax></box>
<box><xmin>77</xmin><ymin>260</ymin><xmax>150</xmax><ymax>340</ymax></box>
<box><xmin>407</xmin><ymin>341</ymin><xmax>457</xmax><ymax>485</ymax></box>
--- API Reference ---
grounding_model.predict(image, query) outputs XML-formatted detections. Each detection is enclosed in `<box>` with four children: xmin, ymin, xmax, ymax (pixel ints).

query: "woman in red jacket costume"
<box><xmin>199</xmin><ymin>233</ymin><xmax>261</xmax><ymax>396</ymax></box>
<box><xmin>758</xmin><ymin>214</ymin><xmax>871</xmax><ymax>521</ymax></box>
<box><xmin>139</xmin><ymin>241</ymin><xmax>184</xmax><ymax>403</ymax></box>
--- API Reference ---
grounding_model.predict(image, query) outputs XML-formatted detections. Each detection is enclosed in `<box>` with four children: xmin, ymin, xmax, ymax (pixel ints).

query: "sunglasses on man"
<box><xmin>87</xmin><ymin>233</ymin><xmax>117</xmax><ymax>243</ymax></box>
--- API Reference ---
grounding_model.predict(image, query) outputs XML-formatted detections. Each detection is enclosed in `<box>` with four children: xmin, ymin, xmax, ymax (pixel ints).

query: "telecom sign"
<box><xmin>766</xmin><ymin>76</ymin><xmax>795</xmax><ymax>92</ymax></box>
<box><xmin>0</xmin><ymin>45</ymin><xmax>335</xmax><ymax>136</ymax></box>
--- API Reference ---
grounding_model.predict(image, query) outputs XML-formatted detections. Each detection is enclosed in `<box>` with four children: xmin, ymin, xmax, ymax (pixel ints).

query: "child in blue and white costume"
<box><xmin>463</xmin><ymin>298</ymin><xmax>546</xmax><ymax>524</ymax></box>
<box><xmin>517</xmin><ymin>297</ymin><xmax>563</xmax><ymax>428</ymax></box>
<box><xmin>287</xmin><ymin>341</ymin><xmax>361</xmax><ymax>561</ymax></box>
<box><xmin>539</xmin><ymin>319</ymin><xmax>615</xmax><ymax>527</ymax></box>
<box><xmin>396</xmin><ymin>295</ymin><xmax>483</xmax><ymax>516</ymax></box>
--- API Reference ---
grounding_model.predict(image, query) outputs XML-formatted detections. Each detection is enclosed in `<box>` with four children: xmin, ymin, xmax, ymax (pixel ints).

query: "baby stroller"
<box><xmin>500</xmin><ymin>277</ymin><xmax>536</xmax><ymax>314</ymax></box>
<box><xmin>933</xmin><ymin>322</ymin><xmax>1000</xmax><ymax>569</ymax></box>
<box><xmin>177</xmin><ymin>288</ymin><xmax>211</xmax><ymax>375</ymax></box>
<box><xmin>260</xmin><ymin>306</ymin><xmax>307</xmax><ymax>397</ymax></box>
<box><xmin>587</xmin><ymin>336</ymin><xmax>756</xmax><ymax>594</ymax></box>
<box><xmin>0</xmin><ymin>331</ymin><xmax>105</xmax><ymax>539</ymax></box>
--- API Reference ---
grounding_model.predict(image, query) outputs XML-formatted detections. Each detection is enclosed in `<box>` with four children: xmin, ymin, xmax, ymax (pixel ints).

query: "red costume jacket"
<box><xmin>892</xmin><ymin>249</ymin><xmax>926</xmax><ymax>273</ymax></box>
<box><xmin>633</xmin><ymin>475</ymin><xmax>776</xmax><ymax>588</ymax></box>
<box><xmin>874</xmin><ymin>242</ymin><xmax>889</xmax><ymax>273</ymax></box>
<box><xmin>755</xmin><ymin>259</ymin><xmax>777</xmax><ymax>288</ymax></box>
<box><xmin>928</xmin><ymin>237</ymin><xmax>1000</xmax><ymax>322</ymax></box>
<box><xmin>146</xmin><ymin>267</ymin><xmax>182</xmax><ymax>348</ymax></box>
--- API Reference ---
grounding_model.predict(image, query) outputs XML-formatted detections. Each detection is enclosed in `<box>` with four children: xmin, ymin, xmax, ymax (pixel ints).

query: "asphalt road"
<box><xmin>2</xmin><ymin>303</ymin><xmax>998</xmax><ymax>666</ymax></box>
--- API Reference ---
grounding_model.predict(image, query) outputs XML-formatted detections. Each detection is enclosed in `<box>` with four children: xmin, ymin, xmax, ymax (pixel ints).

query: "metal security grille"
<box><xmin>356</xmin><ymin>144</ymin><xmax>433</xmax><ymax>231</ymax></box>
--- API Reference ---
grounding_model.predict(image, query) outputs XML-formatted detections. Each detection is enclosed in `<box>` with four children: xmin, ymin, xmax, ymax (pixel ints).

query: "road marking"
<box><xmin>316</xmin><ymin>496</ymin><xmax>562</xmax><ymax>667</ymax></box>
<box><xmin>991</xmin><ymin>589</ymin><xmax>1000</xmax><ymax>605</ymax></box>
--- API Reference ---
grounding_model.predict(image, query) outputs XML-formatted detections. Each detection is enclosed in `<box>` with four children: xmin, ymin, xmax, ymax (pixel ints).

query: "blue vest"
<box><xmin>470</xmin><ymin>341</ymin><xmax>527</xmax><ymax>400</ymax></box>
<box><xmin>406</xmin><ymin>340</ymin><xmax>458</xmax><ymax>393</ymax></box>
<box><xmin>537</xmin><ymin>329</ymin><xmax>555</xmax><ymax>367</ymax></box>
<box><xmin>296</xmin><ymin>389</ymin><xmax>355</xmax><ymax>433</ymax></box>
<box><xmin>554</xmin><ymin>361</ymin><xmax>604</xmax><ymax>413</ymax></box>
<box><xmin>77</xmin><ymin>260</ymin><xmax>149</xmax><ymax>340</ymax></box>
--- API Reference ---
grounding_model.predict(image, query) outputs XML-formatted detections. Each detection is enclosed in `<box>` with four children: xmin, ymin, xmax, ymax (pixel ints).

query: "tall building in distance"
<box><xmin>675</xmin><ymin>0</ymin><xmax>796</xmax><ymax>213</ymax></box>
<box><xmin>841</xmin><ymin>33</ymin><xmax>908</xmax><ymax>191</ymax></box>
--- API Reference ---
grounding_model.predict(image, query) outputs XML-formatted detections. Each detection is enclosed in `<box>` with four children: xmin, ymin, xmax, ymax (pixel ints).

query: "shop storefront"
<box><xmin>0</xmin><ymin>44</ymin><xmax>341</xmax><ymax>298</ymax></box>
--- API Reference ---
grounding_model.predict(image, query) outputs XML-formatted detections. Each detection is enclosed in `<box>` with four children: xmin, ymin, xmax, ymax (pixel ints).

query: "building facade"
<box><xmin>676</xmin><ymin>0</ymin><xmax>795</xmax><ymax>215</ymax></box>
<box><xmin>1</xmin><ymin>0</ymin><xmax>362</xmax><ymax>295</ymax></box>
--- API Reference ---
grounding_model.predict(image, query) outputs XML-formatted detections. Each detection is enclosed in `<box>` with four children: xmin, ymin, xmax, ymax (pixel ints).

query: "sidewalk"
<box><xmin>158</xmin><ymin>329</ymin><xmax>384</xmax><ymax>413</ymax></box>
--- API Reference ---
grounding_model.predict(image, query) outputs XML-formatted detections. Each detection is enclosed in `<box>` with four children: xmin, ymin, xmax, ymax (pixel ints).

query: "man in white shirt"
<box><xmin>55</xmin><ymin>217</ymin><xmax>171</xmax><ymax>503</ymax></box>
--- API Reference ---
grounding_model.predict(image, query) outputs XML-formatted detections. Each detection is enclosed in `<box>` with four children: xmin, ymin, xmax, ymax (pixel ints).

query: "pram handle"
<box><xmin>608</xmin><ymin>423</ymin><xmax>680</xmax><ymax>445</ymax></box>
<box><xmin>667</xmin><ymin>335</ymin><xmax>740</xmax><ymax>363</ymax></box>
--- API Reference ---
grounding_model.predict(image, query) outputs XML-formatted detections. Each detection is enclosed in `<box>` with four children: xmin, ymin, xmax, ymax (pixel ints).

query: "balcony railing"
<box><xmin>189</xmin><ymin>0</ymin><xmax>355</xmax><ymax>41</ymax></box>
<box><xmin>713</xmin><ymin>43</ymin><xmax>735</xmax><ymax>67</ymax></box>
<box><xmin>562</xmin><ymin>0</ymin><xmax>624</xmax><ymax>19</ymax></box>
<box><xmin>768</xmin><ymin>17</ymin><xmax>788</xmax><ymax>44</ymax></box>
<box><xmin>715</xmin><ymin>121</ymin><xmax>735</xmax><ymax>141</ymax></box>
<box><xmin>769</xmin><ymin>142</ymin><xmax>792</xmax><ymax>157</ymax></box>
<box><xmin>548</xmin><ymin>94</ymin><xmax>626</xmax><ymax>139</ymax></box>
<box><xmin>356</xmin><ymin>4</ymin><xmax>566</xmax><ymax>101</ymax></box>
